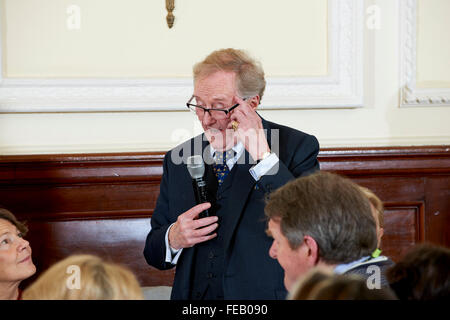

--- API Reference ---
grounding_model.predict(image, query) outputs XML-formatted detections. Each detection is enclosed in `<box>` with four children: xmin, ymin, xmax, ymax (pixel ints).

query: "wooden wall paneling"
<box><xmin>424</xmin><ymin>176</ymin><xmax>450</xmax><ymax>245</ymax></box>
<box><xmin>381</xmin><ymin>202</ymin><xmax>425</xmax><ymax>261</ymax></box>
<box><xmin>0</xmin><ymin>146</ymin><xmax>449</xmax><ymax>288</ymax></box>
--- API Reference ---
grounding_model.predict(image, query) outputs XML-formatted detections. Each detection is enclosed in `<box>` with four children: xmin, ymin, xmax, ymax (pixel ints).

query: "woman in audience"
<box><xmin>22</xmin><ymin>254</ymin><xmax>143</xmax><ymax>300</ymax></box>
<box><xmin>387</xmin><ymin>243</ymin><xmax>450</xmax><ymax>300</ymax></box>
<box><xmin>289</xmin><ymin>267</ymin><xmax>397</xmax><ymax>300</ymax></box>
<box><xmin>0</xmin><ymin>207</ymin><xmax>36</xmax><ymax>300</ymax></box>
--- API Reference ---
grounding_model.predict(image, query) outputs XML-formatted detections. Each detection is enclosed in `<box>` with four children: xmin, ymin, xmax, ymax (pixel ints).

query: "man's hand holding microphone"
<box><xmin>168</xmin><ymin>155</ymin><xmax>218</xmax><ymax>250</ymax></box>
<box><xmin>168</xmin><ymin>203</ymin><xmax>218</xmax><ymax>250</ymax></box>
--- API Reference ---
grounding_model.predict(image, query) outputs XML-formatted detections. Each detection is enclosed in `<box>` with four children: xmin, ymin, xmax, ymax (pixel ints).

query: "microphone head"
<box><xmin>187</xmin><ymin>155</ymin><xmax>205</xmax><ymax>179</ymax></box>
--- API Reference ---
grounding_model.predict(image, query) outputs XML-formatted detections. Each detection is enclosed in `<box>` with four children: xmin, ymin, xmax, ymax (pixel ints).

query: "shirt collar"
<box><xmin>209</xmin><ymin>141</ymin><xmax>244</xmax><ymax>159</ymax></box>
<box><xmin>334</xmin><ymin>256</ymin><xmax>371</xmax><ymax>274</ymax></box>
<box><xmin>209</xmin><ymin>141</ymin><xmax>244</xmax><ymax>171</ymax></box>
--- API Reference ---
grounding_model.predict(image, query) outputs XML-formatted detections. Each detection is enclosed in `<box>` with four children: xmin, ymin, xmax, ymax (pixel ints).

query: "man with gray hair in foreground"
<box><xmin>265</xmin><ymin>171</ymin><xmax>394</xmax><ymax>293</ymax></box>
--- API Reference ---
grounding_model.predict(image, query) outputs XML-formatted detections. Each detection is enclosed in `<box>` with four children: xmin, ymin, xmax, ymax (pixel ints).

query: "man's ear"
<box><xmin>379</xmin><ymin>227</ymin><xmax>384</xmax><ymax>239</ymax></box>
<box><xmin>248</xmin><ymin>95</ymin><xmax>260</xmax><ymax>110</ymax></box>
<box><xmin>303</xmin><ymin>235</ymin><xmax>320</xmax><ymax>265</ymax></box>
<box><xmin>378</xmin><ymin>227</ymin><xmax>384</xmax><ymax>247</ymax></box>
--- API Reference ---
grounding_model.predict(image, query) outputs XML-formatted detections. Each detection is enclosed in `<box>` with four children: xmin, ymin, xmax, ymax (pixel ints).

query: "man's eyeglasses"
<box><xmin>186</xmin><ymin>95</ymin><xmax>244</xmax><ymax>119</ymax></box>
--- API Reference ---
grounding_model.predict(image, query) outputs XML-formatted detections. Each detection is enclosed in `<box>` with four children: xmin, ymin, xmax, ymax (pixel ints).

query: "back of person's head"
<box><xmin>288</xmin><ymin>267</ymin><xmax>333</xmax><ymax>300</ymax></box>
<box><xmin>359</xmin><ymin>186</ymin><xmax>384</xmax><ymax>247</ymax></box>
<box><xmin>193</xmin><ymin>48</ymin><xmax>266</xmax><ymax>100</ymax></box>
<box><xmin>387</xmin><ymin>243</ymin><xmax>450</xmax><ymax>300</ymax></box>
<box><xmin>308</xmin><ymin>275</ymin><xmax>397</xmax><ymax>300</ymax></box>
<box><xmin>265</xmin><ymin>171</ymin><xmax>378</xmax><ymax>265</ymax></box>
<box><xmin>359</xmin><ymin>186</ymin><xmax>384</xmax><ymax>229</ymax></box>
<box><xmin>290</xmin><ymin>268</ymin><xmax>397</xmax><ymax>300</ymax></box>
<box><xmin>22</xmin><ymin>254</ymin><xmax>143</xmax><ymax>300</ymax></box>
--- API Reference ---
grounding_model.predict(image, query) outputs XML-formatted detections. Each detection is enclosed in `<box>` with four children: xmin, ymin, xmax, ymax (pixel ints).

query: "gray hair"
<box><xmin>265</xmin><ymin>172</ymin><xmax>378</xmax><ymax>264</ymax></box>
<box><xmin>193</xmin><ymin>48</ymin><xmax>266</xmax><ymax>101</ymax></box>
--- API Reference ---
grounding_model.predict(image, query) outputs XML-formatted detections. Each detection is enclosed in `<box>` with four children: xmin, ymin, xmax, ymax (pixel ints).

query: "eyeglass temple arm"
<box><xmin>226</xmin><ymin>97</ymin><xmax>248</xmax><ymax>114</ymax></box>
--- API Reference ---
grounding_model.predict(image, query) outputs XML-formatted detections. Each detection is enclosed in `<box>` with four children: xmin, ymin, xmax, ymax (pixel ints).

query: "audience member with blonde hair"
<box><xmin>289</xmin><ymin>267</ymin><xmax>397</xmax><ymax>300</ymax></box>
<box><xmin>0</xmin><ymin>207</ymin><xmax>36</xmax><ymax>300</ymax></box>
<box><xmin>359</xmin><ymin>186</ymin><xmax>384</xmax><ymax>250</ymax></box>
<box><xmin>22</xmin><ymin>254</ymin><xmax>143</xmax><ymax>300</ymax></box>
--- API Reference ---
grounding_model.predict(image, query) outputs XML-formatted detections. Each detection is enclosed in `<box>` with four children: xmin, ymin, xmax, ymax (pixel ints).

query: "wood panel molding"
<box><xmin>319</xmin><ymin>146</ymin><xmax>450</xmax><ymax>175</ymax></box>
<box><xmin>383</xmin><ymin>201</ymin><xmax>425</xmax><ymax>241</ymax></box>
<box><xmin>382</xmin><ymin>201</ymin><xmax>425</xmax><ymax>260</ymax></box>
<box><xmin>1</xmin><ymin>146</ymin><xmax>449</xmax><ymax>184</ymax></box>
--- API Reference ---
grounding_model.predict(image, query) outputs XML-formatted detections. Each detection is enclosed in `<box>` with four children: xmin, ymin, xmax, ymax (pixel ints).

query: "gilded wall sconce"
<box><xmin>166</xmin><ymin>0</ymin><xmax>175</xmax><ymax>28</ymax></box>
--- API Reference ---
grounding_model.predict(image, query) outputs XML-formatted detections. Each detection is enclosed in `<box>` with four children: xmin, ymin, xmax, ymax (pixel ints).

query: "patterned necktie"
<box><xmin>213</xmin><ymin>149</ymin><xmax>234</xmax><ymax>186</ymax></box>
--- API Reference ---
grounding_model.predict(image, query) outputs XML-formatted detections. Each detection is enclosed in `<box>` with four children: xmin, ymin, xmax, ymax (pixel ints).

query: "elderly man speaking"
<box><xmin>144</xmin><ymin>48</ymin><xmax>319</xmax><ymax>300</ymax></box>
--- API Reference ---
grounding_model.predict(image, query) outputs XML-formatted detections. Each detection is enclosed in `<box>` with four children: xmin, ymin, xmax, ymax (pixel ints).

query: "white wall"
<box><xmin>416</xmin><ymin>0</ymin><xmax>450</xmax><ymax>87</ymax></box>
<box><xmin>3</xmin><ymin>0</ymin><xmax>328</xmax><ymax>78</ymax></box>
<box><xmin>0</xmin><ymin>0</ymin><xmax>449</xmax><ymax>155</ymax></box>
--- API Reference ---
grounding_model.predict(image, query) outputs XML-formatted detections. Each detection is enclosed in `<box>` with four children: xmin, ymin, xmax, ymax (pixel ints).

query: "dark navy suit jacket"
<box><xmin>144</xmin><ymin>117</ymin><xmax>320</xmax><ymax>299</ymax></box>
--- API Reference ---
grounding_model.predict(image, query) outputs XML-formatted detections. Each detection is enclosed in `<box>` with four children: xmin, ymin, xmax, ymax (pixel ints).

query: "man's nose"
<box><xmin>269</xmin><ymin>241</ymin><xmax>277</xmax><ymax>259</ymax></box>
<box><xmin>202</xmin><ymin>110</ymin><xmax>215</xmax><ymax>126</ymax></box>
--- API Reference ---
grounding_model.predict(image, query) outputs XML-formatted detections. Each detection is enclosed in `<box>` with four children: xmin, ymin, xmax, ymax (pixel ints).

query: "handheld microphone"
<box><xmin>187</xmin><ymin>155</ymin><xmax>211</xmax><ymax>218</ymax></box>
